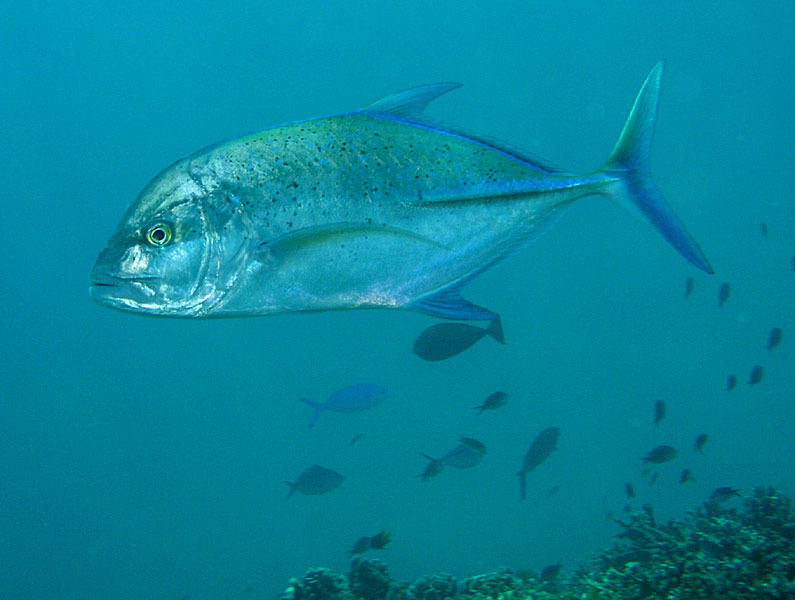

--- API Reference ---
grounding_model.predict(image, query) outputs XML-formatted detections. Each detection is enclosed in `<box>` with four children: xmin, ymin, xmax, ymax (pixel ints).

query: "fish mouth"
<box><xmin>89</xmin><ymin>272</ymin><xmax>160</xmax><ymax>310</ymax></box>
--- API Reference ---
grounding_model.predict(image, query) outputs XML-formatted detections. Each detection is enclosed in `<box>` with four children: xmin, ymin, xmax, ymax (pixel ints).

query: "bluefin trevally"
<box><xmin>90</xmin><ymin>62</ymin><xmax>712</xmax><ymax>323</ymax></box>
<box><xmin>300</xmin><ymin>383</ymin><xmax>386</xmax><ymax>427</ymax></box>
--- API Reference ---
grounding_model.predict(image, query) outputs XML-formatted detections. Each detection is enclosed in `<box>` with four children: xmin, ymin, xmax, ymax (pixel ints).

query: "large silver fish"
<box><xmin>90</xmin><ymin>62</ymin><xmax>712</xmax><ymax>321</ymax></box>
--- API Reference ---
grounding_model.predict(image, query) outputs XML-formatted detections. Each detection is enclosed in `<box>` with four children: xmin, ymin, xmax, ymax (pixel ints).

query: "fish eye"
<box><xmin>144</xmin><ymin>222</ymin><xmax>174</xmax><ymax>247</ymax></box>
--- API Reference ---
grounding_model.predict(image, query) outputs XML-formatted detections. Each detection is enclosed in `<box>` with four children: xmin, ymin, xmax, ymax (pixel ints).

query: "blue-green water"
<box><xmin>2</xmin><ymin>2</ymin><xmax>792</xmax><ymax>598</ymax></box>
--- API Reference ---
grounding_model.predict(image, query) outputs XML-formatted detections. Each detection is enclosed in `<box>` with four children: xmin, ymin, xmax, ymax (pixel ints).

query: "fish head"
<box><xmin>90</xmin><ymin>162</ymin><xmax>254</xmax><ymax>316</ymax></box>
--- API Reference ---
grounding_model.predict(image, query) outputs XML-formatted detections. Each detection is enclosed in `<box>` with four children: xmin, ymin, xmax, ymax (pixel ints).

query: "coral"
<box><xmin>569</xmin><ymin>486</ymin><xmax>795</xmax><ymax>599</ymax></box>
<box><xmin>406</xmin><ymin>573</ymin><xmax>458</xmax><ymax>600</ymax></box>
<box><xmin>280</xmin><ymin>568</ymin><xmax>355</xmax><ymax>600</ymax></box>
<box><xmin>457</xmin><ymin>568</ymin><xmax>523</xmax><ymax>597</ymax></box>
<box><xmin>281</xmin><ymin>487</ymin><xmax>795</xmax><ymax>600</ymax></box>
<box><xmin>349</xmin><ymin>558</ymin><xmax>391</xmax><ymax>600</ymax></box>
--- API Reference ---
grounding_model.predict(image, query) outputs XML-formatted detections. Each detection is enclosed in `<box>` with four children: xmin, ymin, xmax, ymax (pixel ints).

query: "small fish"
<box><xmin>441</xmin><ymin>436</ymin><xmax>487</xmax><ymax>469</ymax></box>
<box><xmin>653</xmin><ymin>399</ymin><xmax>666</xmax><ymax>425</ymax></box>
<box><xmin>349</xmin><ymin>433</ymin><xmax>364</xmax><ymax>446</ymax></box>
<box><xmin>710</xmin><ymin>486</ymin><xmax>741</xmax><ymax>503</ymax></box>
<box><xmin>694</xmin><ymin>434</ymin><xmax>709</xmax><ymax>453</ymax></box>
<box><xmin>760</xmin><ymin>223</ymin><xmax>768</xmax><ymax>237</ymax></box>
<box><xmin>420</xmin><ymin>437</ymin><xmax>487</xmax><ymax>478</ymax></box>
<box><xmin>679</xmin><ymin>469</ymin><xmax>695</xmax><ymax>484</ymax></box>
<box><xmin>368</xmin><ymin>531</ymin><xmax>392</xmax><ymax>550</ymax></box>
<box><xmin>718</xmin><ymin>282</ymin><xmax>731</xmax><ymax>306</ymax></box>
<box><xmin>648</xmin><ymin>472</ymin><xmax>659</xmax><ymax>486</ymax></box>
<box><xmin>417</xmin><ymin>453</ymin><xmax>445</xmax><ymax>481</ymax></box>
<box><xmin>726</xmin><ymin>375</ymin><xmax>737</xmax><ymax>391</ymax></box>
<box><xmin>641</xmin><ymin>445</ymin><xmax>677</xmax><ymax>464</ymax></box>
<box><xmin>517</xmin><ymin>426</ymin><xmax>560</xmax><ymax>499</ymax></box>
<box><xmin>347</xmin><ymin>537</ymin><xmax>371</xmax><ymax>555</ymax></box>
<box><xmin>625</xmin><ymin>483</ymin><xmax>636</xmax><ymax>498</ymax></box>
<box><xmin>286</xmin><ymin>465</ymin><xmax>344</xmax><ymax>498</ymax></box>
<box><xmin>300</xmin><ymin>383</ymin><xmax>386</xmax><ymax>427</ymax></box>
<box><xmin>473</xmin><ymin>391</ymin><xmax>508</xmax><ymax>414</ymax></box>
<box><xmin>413</xmin><ymin>318</ymin><xmax>504</xmax><ymax>361</ymax></box>
<box><xmin>748</xmin><ymin>365</ymin><xmax>764</xmax><ymax>385</ymax></box>
<box><xmin>540</xmin><ymin>563</ymin><xmax>561</xmax><ymax>582</ymax></box>
<box><xmin>545</xmin><ymin>485</ymin><xmax>561</xmax><ymax>498</ymax></box>
<box><xmin>684</xmin><ymin>276</ymin><xmax>694</xmax><ymax>297</ymax></box>
<box><xmin>767</xmin><ymin>327</ymin><xmax>782</xmax><ymax>351</ymax></box>
<box><xmin>348</xmin><ymin>531</ymin><xmax>391</xmax><ymax>554</ymax></box>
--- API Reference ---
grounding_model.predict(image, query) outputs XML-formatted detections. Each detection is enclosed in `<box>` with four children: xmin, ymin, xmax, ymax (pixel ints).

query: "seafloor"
<box><xmin>280</xmin><ymin>487</ymin><xmax>795</xmax><ymax>600</ymax></box>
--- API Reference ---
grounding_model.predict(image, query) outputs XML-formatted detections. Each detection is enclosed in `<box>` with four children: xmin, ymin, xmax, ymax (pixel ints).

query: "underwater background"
<box><xmin>1</xmin><ymin>1</ymin><xmax>793</xmax><ymax>598</ymax></box>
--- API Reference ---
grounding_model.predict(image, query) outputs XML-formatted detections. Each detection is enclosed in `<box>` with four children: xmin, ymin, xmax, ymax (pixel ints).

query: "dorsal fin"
<box><xmin>362</xmin><ymin>82</ymin><xmax>462</xmax><ymax>118</ymax></box>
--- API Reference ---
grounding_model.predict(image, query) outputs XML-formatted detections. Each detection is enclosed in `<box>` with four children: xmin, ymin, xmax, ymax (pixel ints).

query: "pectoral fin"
<box><xmin>257</xmin><ymin>222</ymin><xmax>449</xmax><ymax>268</ymax></box>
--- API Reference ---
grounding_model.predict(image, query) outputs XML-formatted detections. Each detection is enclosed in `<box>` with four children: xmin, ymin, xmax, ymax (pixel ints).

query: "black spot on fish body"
<box><xmin>748</xmin><ymin>365</ymin><xmax>764</xmax><ymax>384</ymax></box>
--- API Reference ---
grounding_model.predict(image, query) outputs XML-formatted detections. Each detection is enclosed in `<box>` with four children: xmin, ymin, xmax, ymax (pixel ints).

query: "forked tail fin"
<box><xmin>599</xmin><ymin>61</ymin><xmax>713</xmax><ymax>274</ymax></box>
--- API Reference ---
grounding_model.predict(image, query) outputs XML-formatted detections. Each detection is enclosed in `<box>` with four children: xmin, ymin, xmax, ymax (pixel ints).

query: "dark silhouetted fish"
<box><xmin>301</xmin><ymin>383</ymin><xmax>386</xmax><ymax>427</ymax></box>
<box><xmin>286</xmin><ymin>465</ymin><xmax>344</xmax><ymax>498</ymax></box>
<box><xmin>685</xmin><ymin>277</ymin><xmax>694</xmax><ymax>297</ymax></box>
<box><xmin>653</xmin><ymin>399</ymin><xmax>666</xmax><ymax>425</ymax></box>
<box><xmin>625</xmin><ymin>483</ymin><xmax>636</xmax><ymax>498</ymax></box>
<box><xmin>748</xmin><ymin>365</ymin><xmax>764</xmax><ymax>385</ymax></box>
<box><xmin>348</xmin><ymin>531</ymin><xmax>392</xmax><ymax>554</ymax></box>
<box><xmin>349</xmin><ymin>433</ymin><xmax>364</xmax><ymax>446</ymax></box>
<box><xmin>545</xmin><ymin>485</ymin><xmax>561</xmax><ymax>498</ymax></box>
<box><xmin>679</xmin><ymin>469</ymin><xmax>695</xmax><ymax>484</ymax></box>
<box><xmin>767</xmin><ymin>327</ymin><xmax>782</xmax><ymax>351</ymax></box>
<box><xmin>694</xmin><ymin>434</ymin><xmax>709</xmax><ymax>453</ymax></box>
<box><xmin>413</xmin><ymin>317</ymin><xmax>504</xmax><ymax>361</ymax></box>
<box><xmin>726</xmin><ymin>375</ymin><xmax>737</xmax><ymax>391</ymax></box>
<box><xmin>348</xmin><ymin>537</ymin><xmax>371</xmax><ymax>555</ymax></box>
<box><xmin>417</xmin><ymin>453</ymin><xmax>445</xmax><ymax>481</ymax></box>
<box><xmin>710</xmin><ymin>486</ymin><xmax>740</xmax><ymax>503</ymax></box>
<box><xmin>760</xmin><ymin>223</ymin><xmax>768</xmax><ymax>237</ymax></box>
<box><xmin>441</xmin><ymin>436</ymin><xmax>486</xmax><ymax>469</ymax></box>
<box><xmin>517</xmin><ymin>426</ymin><xmax>560</xmax><ymax>499</ymax></box>
<box><xmin>540</xmin><ymin>563</ymin><xmax>561</xmax><ymax>582</ymax></box>
<box><xmin>473</xmin><ymin>391</ymin><xmax>508</xmax><ymax>414</ymax></box>
<box><xmin>648</xmin><ymin>472</ymin><xmax>659</xmax><ymax>486</ymax></box>
<box><xmin>718</xmin><ymin>282</ymin><xmax>731</xmax><ymax>306</ymax></box>
<box><xmin>441</xmin><ymin>436</ymin><xmax>487</xmax><ymax>469</ymax></box>
<box><xmin>368</xmin><ymin>531</ymin><xmax>392</xmax><ymax>549</ymax></box>
<box><xmin>641</xmin><ymin>445</ymin><xmax>677</xmax><ymax>464</ymax></box>
<box><xmin>420</xmin><ymin>437</ymin><xmax>486</xmax><ymax>478</ymax></box>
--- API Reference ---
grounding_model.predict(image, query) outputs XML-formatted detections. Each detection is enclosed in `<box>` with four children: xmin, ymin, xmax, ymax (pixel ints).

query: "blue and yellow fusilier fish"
<box><xmin>90</xmin><ymin>62</ymin><xmax>712</xmax><ymax>322</ymax></box>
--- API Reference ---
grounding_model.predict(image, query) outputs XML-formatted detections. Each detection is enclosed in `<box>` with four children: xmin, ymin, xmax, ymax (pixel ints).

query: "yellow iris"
<box><xmin>144</xmin><ymin>222</ymin><xmax>173</xmax><ymax>247</ymax></box>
